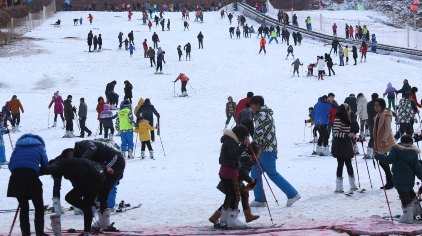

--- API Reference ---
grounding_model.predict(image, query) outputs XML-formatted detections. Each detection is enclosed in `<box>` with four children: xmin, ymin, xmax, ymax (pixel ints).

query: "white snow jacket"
<box><xmin>356</xmin><ymin>95</ymin><xmax>368</xmax><ymax>120</ymax></box>
<box><xmin>317</xmin><ymin>58</ymin><xmax>325</xmax><ymax>71</ymax></box>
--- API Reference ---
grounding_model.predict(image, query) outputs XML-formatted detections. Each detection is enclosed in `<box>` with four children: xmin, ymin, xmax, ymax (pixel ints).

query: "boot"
<box><xmin>335</xmin><ymin>177</ymin><xmax>344</xmax><ymax>193</ymax></box>
<box><xmin>380</xmin><ymin>175</ymin><xmax>394</xmax><ymax>190</ymax></box>
<box><xmin>141</xmin><ymin>151</ymin><xmax>145</xmax><ymax>159</ymax></box>
<box><xmin>286</xmin><ymin>193</ymin><xmax>301</xmax><ymax>207</ymax></box>
<box><xmin>128</xmin><ymin>149</ymin><xmax>134</xmax><ymax>159</ymax></box>
<box><xmin>220</xmin><ymin>207</ymin><xmax>228</xmax><ymax>225</ymax></box>
<box><xmin>316</xmin><ymin>146</ymin><xmax>323</xmax><ymax>155</ymax></box>
<box><xmin>226</xmin><ymin>209</ymin><xmax>246</xmax><ymax>228</ymax></box>
<box><xmin>412</xmin><ymin>197</ymin><xmax>422</xmax><ymax>216</ymax></box>
<box><xmin>50</xmin><ymin>215</ymin><xmax>61</xmax><ymax>235</ymax></box>
<box><xmin>249</xmin><ymin>200</ymin><xmax>266</xmax><ymax>207</ymax></box>
<box><xmin>398</xmin><ymin>204</ymin><xmax>414</xmax><ymax>224</ymax></box>
<box><xmin>98</xmin><ymin>208</ymin><xmax>111</xmax><ymax>228</ymax></box>
<box><xmin>323</xmin><ymin>146</ymin><xmax>331</xmax><ymax>156</ymax></box>
<box><xmin>348</xmin><ymin>175</ymin><xmax>358</xmax><ymax>191</ymax></box>
<box><xmin>208</xmin><ymin>210</ymin><xmax>221</xmax><ymax>224</ymax></box>
<box><xmin>69</xmin><ymin>131</ymin><xmax>76</xmax><ymax>138</ymax></box>
<box><xmin>62</xmin><ymin>121</ymin><xmax>66</xmax><ymax>128</ymax></box>
<box><xmin>365</xmin><ymin>147</ymin><xmax>373</xmax><ymax>159</ymax></box>
<box><xmin>243</xmin><ymin>179</ymin><xmax>257</xmax><ymax>191</ymax></box>
<box><xmin>150</xmin><ymin>150</ymin><xmax>154</xmax><ymax>159</ymax></box>
<box><xmin>243</xmin><ymin>208</ymin><xmax>259</xmax><ymax>223</ymax></box>
<box><xmin>52</xmin><ymin>121</ymin><xmax>57</xmax><ymax>127</ymax></box>
<box><xmin>109</xmin><ymin>134</ymin><xmax>113</xmax><ymax>140</ymax></box>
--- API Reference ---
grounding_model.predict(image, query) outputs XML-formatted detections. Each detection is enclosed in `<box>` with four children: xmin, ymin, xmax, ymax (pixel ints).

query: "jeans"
<box><xmin>120</xmin><ymin>131</ymin><xmax>134</xmax><ymax>151</ymax></box>
<box><xmin>54</xmin><ymin>113</ymin><xmax>64</xmax><ymax>122</ymax></box>
<box><xmin>269</xmin><ymin>37</ymin><xmax>278</xmax><ymax>43</ymax></box>
<box><xmin>251</xmin><ymin>152</ymin><xmax>298</xmax><ymax>201</ymax></box>
<box><xmin>388</xmin><ymin>98</ymin><xmax>395</xmax><ymax>110</ymax></box>
<box><xmin>107</xmin><ymin>182</ymin><xmax>118</xmax><ymax>208</ymax></box>
<box><xmin>79</xmin><ymin>117</ymin><xmax>91</xmax><ymax>137</ymax></box>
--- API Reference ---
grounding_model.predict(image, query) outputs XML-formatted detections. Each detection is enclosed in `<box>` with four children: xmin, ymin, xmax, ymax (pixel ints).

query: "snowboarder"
<box><xmin>258</xmin><ymin>37</ymin><xmax>266</xmax><ymax>54</ymax></box>
<box><xmin>184</xmin><ymin>42</ymin><xmax>191</xmax><ymax>61</ymax></box>
<box><xmin>291</xmin><ymin>58</ymin><xmax>303</xmax><ymax>77</ymax></box>
<box><xmin>197</xmin><ymin>31</ymin><xmax>204</xmax><ymax>49</ymax></box>
<box><xmin>174</xmin><ymin>73</ymin><xmax>189</xmax><ymax>97</ymax></box>
<box><xmin>177</xmin><ymin>45</ymin><xmax>183</xmax><ymax>61</ymax></box>
<box><xmin>100</xmin><ymin>104</ymin><xmax>117</xmax><ymax>139</ymax></box>
<box><xmin>152</xmin><ymin>32</ymin><xmax>159</xmax><ymax>49</ymax></box>
<box><xmin>49</xmin><ymin>91</ymin><xmax>65</xmax><ymax>128</ymax></box>
<box><xmin>134</xmin><ymin>117</ymin><xmax>156</xmax><ymax>159</ymax></box>
<box><xmin>128</xmin><ymin>43</ymin><xmax>135</xmax><ymax>57</ymax></box>
<box><xmin>7</xmin><ymin>134</ymin><xmax>49</xmax><ymax>236</ymax></box>
<box><xmin>118</xmin><ymin>32</ymin><xmax>123</xmax><ymax>50</ymax></box>
<box><xmin>117</xmin><ymin>100</ymin><xmax>135</xmax><ymax>158</ymax></box>
<box><xmin>123</xmin><ymin>80</ymin><xmax>133</xmax><ymax>103</ymax></box>
<box><xmin>78</xmin><ymin>97</ymin><xmax>92</xmax><ymax>138</ymax></box>
<box><xmin>96</xmin><ymin>96</ymin><xmax>105</xmax><ymax>135</ymax></box>
<box><xmin>286</xmin><ymin>45</ymin><xmax>294</xmax><ymax>59</ymax></box>
<box><xmin>147</xmin><ymin>47</ymin><xmax>156</xmax><ymax>67</ymax></box>
<box><xmin>87</xmin><ymin>30</ymin><xmax>93</xmax><ymax>52</ymax></box>
<box><xmin>225</xmin><ymin>96</ymin><xmax>236</xmax><ymax>129</ymax></box>
<box><xmin>184</xmin><ymin>21</ymin><xmax>189</xmax><ymax>31</ymax></box>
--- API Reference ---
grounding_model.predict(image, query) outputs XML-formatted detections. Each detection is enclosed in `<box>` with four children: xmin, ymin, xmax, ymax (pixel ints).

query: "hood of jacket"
<box><xmin>220</xmin><ymin>129</ymin><xmax>239</xmax><ymax>144</ymax></box>
<box><xmin>103</xmin><ymin>104</ymin><xmax>111</xmax><ymax>112</ymax></box>
<box><xmin>394</xmin><ymin>143</ymin><xmax>421</xmax><ymax>154</ymax></box>
<box><xmin>16</xmin><ymin>133</ymin><xmax>45</xmax><ymax>148</ymax></box>
<box><xmin>258</xmin><ymin>105</ymin><xmax>274</xmax><ymax>116</ymax></box>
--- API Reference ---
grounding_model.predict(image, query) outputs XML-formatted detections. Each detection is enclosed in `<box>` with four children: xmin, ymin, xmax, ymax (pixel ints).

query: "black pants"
<box><xmin>124</xmin><ymin>95</ymin><xmax>132</xmax><ymax>104</ymax></box>
<box><xmin>353</xmin><ymin>57</ymin><xmax>357</xmax><ymax>65</ymax></box>
<box><xmin>98</xmin><ymin>155</ymin><xmax>125</xmax><ymax>212</ymax></box>
<box><xmin>336</xmin><ymin>156</ymin><xmax>354</xmax><ymax>177</ymax></box>
<box><xmin>65</xmin><ymin>118</ymin><xmax>73</xmax><ymax>131</ymax></box>
<box><xmin>153</xmin><ymin>41</ymin><xmax>158</xmax><ymax>49</ymax></box>
<box><xmin>220</xmin><ymin>176</ymin><xmax>240</xmax><ymax>210</ymax></box>
<box><xmin>293</xmin><ymin>67</ymin><xmax>299</xmax><ymax>75</ymax></box>
<box><xmin>12</xmin><ymin>113</ymin><xmax>21</xmax><ymax>126</ymax></box>
<box><xmin>368</xmin><ymin>122</ymin><xmax>374</xmax><ymax>148</ymax></box>
<box><xmin>141</xmin><ymin>141</ymin><xmax>153</xmax><ymax>151</ymax></box>
<box><xmin>181</xmin><ymin>81</ymin><xmax>187</xmax><ymax>93</ymax></box>
<box><xmin>230</xmin><ymin>32</ymin><xmax>234</xmax><ymax>38</ymax></box>
<box><xmin>317</xmin><ymin>125</ymin><xmax>329</xmax><ymax>146</ymax></box>
<box><xmin>178</xmin><ymin>54</ymin><xmax>182</xmax><ymax>60</ymax></box>
<box><xmin>259</xmin><ymin>46</ymin><xmax>266</xmax><ymax>54</ymax></box>
<box><xmin>346</xmin><ymin>57</ymin><xmax>349</xmax><ymax>63</ymax></box>
<box><xmin>399</xmin><ymin>123</ymin><xmax>413</xmax><ymax>136</ymax></box>
<box><xmin>156</xmin><ymin>61</ymin><xmax>163</xmax><ymax>72</ymax></box>
<box><xmin>198</xmin><ymin>40</ymin><xmax>203</xmax><ymax>49</ymax></box>
<box><xmin>236</xmin><ymin>33</ymin><xmax>240</xmax><ymax>38</ymax></box>
<box><xmin>3</xmin><ymin>116</ymin><xmax>12</xmax><ymax>128</ymax></box>
<box><xmin>150</xmin><ymin>57</ymin><xmax>156</xmax><ymax>67</ymax></box>
<box><xmin>88</xmin><ymin>44</ymin><xmax>92</xmax><ymax>51</ymax></box>
<box><xmin>225</xmin><ymin>115</ymin><xmax>234</xmax><ymax>125</ymax></box>
<box><xmin>54</xmin><ymin>113</ymin><xmax>65</xmax><ymax>122</ymax></box>
<box><xmin>380</xmin><ymin>161</ymin><xmax>393</xmax><ymax>180</ymax></box>
<box><xmin>129</xmin><ymin>38</ymin><xmax>134</xmax><ymax>45</ymax></box>
<box><xmin>398</xmin><ymin>190</ymin><xmax>416</xmax><ymax>207</ymax></box>
<box><xmin>79</xmin><ymin>117</ymin><xmax>91</xmax><ymax>137</ymax></box>
<box><xmin>104</xmin><ymin>126</ymin><xmax>114</xmax><ymax>139</ymax></box>
<box><xmin>147</xmin><ymin>120</ymin><xmax>155</xmax><ymax>141</ymax></box>
<box><xmin>186</xmin><ymin>51</ymin><xmax>191</xmax><ymax>60</ymax></box>
<box><xmin>119</xmin><ymin>41</ymin><xmax>122</xmax><ymax>49</ymax></box>
<box><xmin>99</xmin><ymin>121</ymin><xmax>103</xmax><ymax>134</ymax></box>
<box><xmin>65</xmin><ymin>184</ymin><xmax>99</xmax><ymax>232</ymax></box>
<box><xmin>328</xmin><ymin>66</ymin><xmax>335</xmax><ymax>76</ymax></box>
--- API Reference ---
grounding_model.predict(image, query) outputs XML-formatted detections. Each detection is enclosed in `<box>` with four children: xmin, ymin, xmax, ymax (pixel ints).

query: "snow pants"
<box><xmin>251</xmin><ymin>152</ymin><xmax>298</xmax><ymax>202</ymax></box>
<box><xmin>398</xmin><ymin>190</ymin><xmax>416</xmax><ymax>207</ymax></box>
<box><xmin>12</xmin><ymin>113</ymin><xmax>20</xmax><ymax>126</ymax></box>
<box><xmin>120</xmin><ymin>130</ymin><xmax>134</xmax><ymax>151</ymax></box>
<box><xmin>181</xmin><ymin>81</ymin><xmax>187</xmax><ymax>93</ymax></box>
<box><xmin>54</xmin><ymin>113</ymin><xmax>65</xmax><ymax>122</ymax></box>
<box><xmin>387</xmin><ymin>98</ymin><xmax>395</xmax><ymax>110</ymax></box>
<box><xmin>316</xmin><ymin>125</ymin><xmax>329</xmax><ymax>147</ymax></box>
<box><xmin>269</xmin><ymin>37</ymin><xmax>278</xmax><ymax>44</ymax></box>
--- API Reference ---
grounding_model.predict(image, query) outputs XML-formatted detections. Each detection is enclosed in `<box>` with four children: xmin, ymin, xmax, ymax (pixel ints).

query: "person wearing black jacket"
<box><xmin>73</xmin><ymin>139</ymin><xmax>125</xmax><ymax>229</ymax></box>
<box><xmin>63</xmin><ymin>95</ymin><xmax>76</xmax><ymax>138</ymax></box>
<box><xmin>87</xmin><ymin>30</ymin><xmax>93</xmax><ymax>52</ymax></box>
<box><xmin>184</xmin><ymin>42</ymin><xmax>191</xmax><ymax>61</ymax></box>
<box><xmin>352</xmin><ymin>46</ymin><xmax>358</xmax><ymax>65</ymax></box>
<box><xmin>325</xmin><ymin>53</ymin><xmax>335</xmax><ymax>76</ymax></box>
<box><xmin>396</xmin><ymin>79</ymin><xmax>412</xmax><ymax>98</ymax></box>
<box><xmin>118</xmin><ymin>32</ymin><xmax>123</xmax><ymax>50</ymax></box>
<box><xmin>128</xmin><ymin>30</ymin><xmax>134</xmax><ymax>45</ymax></box>
<box><xmin>160</xmin><ymin>18</ymin><xmax>165</xmax><ymax>31</ymax></box>
<box><xmin>98</xmin><ymin>34</ymin><xmax>102</xmax><ymax>51</ymax></box>
<box><xmin>42</xmin><ymin>148</ymin><xmax>111</xmax><ymax>235</ymax></box>
<box><xmin>78</xmin><ymin>97</ymin><xmax>92</xmax><ymax>138</ymax></box>
<box><xmin>365</xmin><ymin>93</ymin><xmax>379</xmax><ymax>159</ymax></box>
<box><xmin>93</xmin><ymin>35</ymin><xmax>98</xmax><ymax>52</ymax></box>
<box><xmin>147</xmin><ymin>47</ymin><xmax>156</xmax><ymax>67</ymax></box>
<box><xmin>105</xmin><ymin>80</ymin><xmax>119</xmax><ymax>107</ymax></box>
<box><xmin>152</xmin><ymin>32</ymin><xmax>160</xmax><ymax>49</ymax></box>
<box><xmin>344</xmin><ymin>94</ymin><xmax>357</xmax><ymax>114</ymax></box>
<box><xmin>136</xmin><ymin>98</ymin><xmax>160</xmax><ymax>141</ymax></box>
<box><xmin>197</xmin><ymin>31</ymin><xmax>204</xmax><ymax>49</ymax></box>
<box><xmin>123</xmin><ymin>80</ymin><xmax>133</xmax><ymax>103</ymax></box>
<box><xmin>330</xmin><ymin>37</ymin><xmax>339</xmax><ymax>55</ymax></box>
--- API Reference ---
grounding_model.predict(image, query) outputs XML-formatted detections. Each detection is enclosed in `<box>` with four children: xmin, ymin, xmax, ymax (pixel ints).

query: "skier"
<box><xmin>197</xmin><ymin>31</ymin><xmax>204</xmax><ymax>49</ymax></box>
<box><xmin>331</xmin><ymin>103</ymin><xmax>357</xmax><ymax>193</ymax></box>
<box><xmin>356</xmin><ymin>93</ymin><xmax>368</xmax><ymax>138</ymax></box>
<box><xmin>396</xmin><ymin>79</ymin><xmax>412</xmax><ymax>98</ymax></box>
<box><xmin>330</xmin><ymin>37</ymin><xmax>339</xmax><ymax>55</ymax></box>
<box><xmin>374</xmin><ymin>135</ymin><xmax>422</xmax><ymax>224</ymax></box>
<box><xmin>78</xmin><ymin>97</ymin><xmax>92</xmax><ymax>138</ymax></box>
<box><xmin>316</xmin><ymin>56</ymin><xmax>325</xmax><ymax>80</ymax></box>
<box><xmin>100</xmin><ymin>104</ymin><xmax>117</xmax><ymax>139</ymax></box>
<box><xmin>142</xmin><ymin>39</ymin><xmax>148</xmax><ymax>58</ymax></box>
<box><xmin>128</xmin><ymin>43</ymin><xmax>135</xmax><ymax>57</ymax></box>
<box><xmin>154</xmin><ymin>15</ymin><xmax>159</xmax><ymax>27</ymax></box>
<box><xmin>225</xmin><ymin>96</ymin><xmax>236</xmax><ymax>129</ymax></box>
<box><xmin>365</xmin><ymin>93</ymin><xmax>378</xmax><ymax>159</ymax></box>
<box><xmin>243</xmin><ymin>24</ymin><xmax>249</xmax><ymax>38</ymax></box>
<box><xmin>344</xmin><ymin>94</ymin><xmax>357</xmax><ymax>115</ymax></box>
<box><xmin>147</xmin><ymin>47</ymin><xmax>156</xmax><ymax>67</ymax></box>
<box><xmin>152</xmin><ymin>32</ymin><xmax>159</xmax><ymax>49</ymax></box>
<box><xmin>345</xmin><ymin>23</ymin><xmax>349</xmax><ymax>38</ymax></box>
<box><xmin>128</xmin><ymin>30</ymin><xmax>134</xmax><ymax>45</ymax></box>
<box><xmin>160</xmin><ymin>18</ymin><xmax>165</xmax><ymax>31</ymax></box>
<box><xmin>312</xmin><ymin>95</ymin><xmax>332</xmax><ymax>155</ymax></box>
<box><xmin>123</xmin><ymin>80</ymin><xmax>133</xmax><ymax>103</ymax></box>
<box><xmin>105</xmin><ymin>80</ymin><xmax>119</xmax><ymax>108</ymax></box>
<box><xmin>286</xmin><ymin>45</ymin><xmax>294</xmax><ymax>59</ymax></box>
<box><xmin>396</xmin><ymin>92</ymin><xmax>418</xmax><ymax>138</ymax></box>
<box><xmin>88</xmin><ymin>13</ymin><xmax>93</xmax><ymax>24</ymax></box>
<box><xmin>116</xmin><ymin>100</ymin><xmax>135</xmax><ymax>158</ymax></box>
<box><xmin>268</xmin><ymin>30</ymin><xmax>278</xmax><ymax>44</ymax></box>
<box><xmin>2</xmin><ymin>102</ymin><xmax>13</xmax><ymax>128</ymax></box>
<box><xmin>156</xmin><ymin>51</ymin><xmax>166</xmax><ymax>73</ymax></box>
<box><xmin>291</xmin><ymin>58</ymin><xmax>303</xmax><ymax>77</ymax></box>
<box><xmin>135</xmin><ymin>98</ymin><xmax>160</xmax><ymax>142</ymax></box>
<box><xmin>63</xmin><ymin>95</ymin><xmax>76</xmax><ymax>138</ymax></box>
<box><xmin>79</xmin><ymin>17</ymin><xmax>83</xmax><ymax>25</ymax></box>
<box><xmin>93</xmin><ymin>35</ymin><xmax>98</xmax><ymax>52</ymax></box>
<box><xmin>258</xmin><ymin>37</ymin><xmax>266</xmax><ymax>54</ymax></box>
<box><xmin>184</xmin><ymin>21</ymin><xmax>189</xmax><ymax>31</ymax></box>
<box><xmin>360</xmin><ymin>41</ymin><xmax>368</xmax><ymax>62</ymax></box>
<box><xmin>352</xmin><ymin>46</ymin><xmax>358</xmax><ymax>65</ymax></box>
<box><xmin>237</xmin><ymin>103</ymin><xmax>254</xmax><ymax>137</ymax></box>
<box><xmin>134</xmin><ymin>116</ymin><xmax>156</xmax><ymax>159</ymax></box>
<box><xmin>7</xmin><ymin>134</ymin><xmax>49</xmax><ymax>236</ymax></box>
<box><xmin>48</xmin><ymin>91</ymin><xmax>65</xmax><ymax>128</ymax></box>
<box><xmin>325</xmin><ymin>53</ymin><xmax>335</xmax><ymax>76</ymax></box>
<box><xmin>174</xmin><ymin>73</ymin><xmax>190</xmax><ymax>97</ymax></box>
<box><xmin>184</xmin><ymin>42</ymin><xmax>191</xmax><ymax>61</ymax></box>
<box><xmin>98</xmin><ymin>34</ymin><xmax>102</xmax><ymax>51</ymax></box>
<box><xmin>327</xmin><ymin>93</ymin><xmax>339</xmax><ymax>139</ymax></box>
<box><xmin>118</xmin><ymin>32</ymin><xmax>123</xmax><ymax>50</ymax></box>
<box><xmin>96</xmin><ymin>96</ymin><xmax>105</xmax><ymax>136</ymax></box>
<box><xmin>87</xmin><ymin>30</ymin><xmax>93</xmax><ymax>52</ymax></box>
<box><xmin>297</xmin><ymin>32</ymin><xmax>302</xmax><ymax>45</ymax></box>
<box><xmin>249</xmin><ymin>96</ymin><xmax>301</xmax><ymax>207</ymax></box>
<box><xmin>44</xmin><ymin>149</ymin><xmax>111</xmax><ymax>235</ymax></box>
<box><xmin>128</xmin><ymin>8</ymin><xmax>133</xmax><ymax>20</ymax></box>
<box><xmin>229</xmin><ymin>27</ymin><xmax>235</xmax><ymax>39</ymax></box>
<box><xmin>235</xmin><ymin>92</ymin><xmax>254</xmax><ymax>122</ymax></box>
<box><xmin>177</xmin><ymin>45</ymin><xmax>183</xmax><ymax>61</ymax></box>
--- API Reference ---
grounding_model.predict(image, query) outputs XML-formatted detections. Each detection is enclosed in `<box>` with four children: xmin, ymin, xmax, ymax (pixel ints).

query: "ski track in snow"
<box><xmin>0</xmin><ymin>10</ymin><xmax>422</xmax><ymax>233</ymax></box>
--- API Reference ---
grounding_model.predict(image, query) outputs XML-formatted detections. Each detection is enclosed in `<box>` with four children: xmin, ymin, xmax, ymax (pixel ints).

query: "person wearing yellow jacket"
<box><xmin>344</xmin><ymin>46</ymin><xmax>349</xmax><ymax>65</ymax></box>
<box><xmin>134</xmin><ymin>117</ymin><xmax>156</xmax><ymax>159</ymax></box>
<box><xmin>117</xmin><ymin>100</ymin><xmax>135</xmax><ymax>158</ymax></box>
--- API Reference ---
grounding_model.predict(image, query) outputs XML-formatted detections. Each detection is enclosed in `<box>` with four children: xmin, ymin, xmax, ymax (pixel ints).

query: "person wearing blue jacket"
<box><xmin>7</xmin><ymin>133</ymin><xmax>48</xmax><ymax>236</ymax></box>
<box><xmin>313</xmin><ymin>95</ymin><xmax>332</xmax><ymax>156</ymax></box>
<box><xmin>0</xmin><ymin>112</ymin><xmax>10</xmax><ymax>165</ymax></box>
<box><xmin>375</xmin><ymin>135</ymin><xmax>422</xmax><ymax>224</ymax></box>
<box><xmin>128</xmin><ymin>43</ymin><xmax>135</xmax><ymax>57</ymax></box>
<box><xmin>156</xmin><ymin>51</ymin><xmax>166</xmax><ymax>74</ymax></box>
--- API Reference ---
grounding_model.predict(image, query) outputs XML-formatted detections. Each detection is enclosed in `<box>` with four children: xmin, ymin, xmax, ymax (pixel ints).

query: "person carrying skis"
<box><xmin>286</xmin><ymin>45</ymin><xmax>294</xmax><ymax>59</ymax></box>
<box><xmin>225</xmin><ymin>96</ymin><xmax>236</xmax><ymax>130</ymax></box>
<box><xmin>184</xmin><ymin>21</ymin><xmax>189</xmax><ymax>31</ymax></box>
<box><xmin>177</xmin><ymin>45</ymin><xmax>183</xmax><ymax>61</ymax></box>
<box><xmin>156</xmin><ymin>51</ymin><xmax>166</xmax><ymax>73</ymax></box>
<box><xmin>96</xmin><ymin>96</ymin><xmax>105</xmax><ymax>136</ymax></box>
<box><xmin>87</xmin><ymin>30</ymin><xmax>93</xmax><ymax>52</ymax></box>
<box><xmin>49</xmin><ymin>91</ymin><xmax>65</xmax><ymax>128</ymax></box>
<box><xmin>116</xmin><ymin>100</ymin><xmax>135</xmax><ymax>158</ymax></box>
<box><xmin>197</xmin><ymin>31</ymin><xmax>204</xmax><ymax>49</ymax></box>
<box><xmin>123</xmin><ymin>80</ymin><xmax>133</xmax><ymax>103</ymax></box>
<box><xmin>152</xmin><ymin>32</ymin><xmax>160</xmax><ymax>49</ymax></box>
<box><xmin>43</xmin><ymin>149</ymin><xmax>111</xmax><ymax>235</ymax></box>
<box><xmin>118</xmin><ymin>32</ymin><xmax>123</xmax><ymax>50</ymax></box>
<box><xmin>147</xmin><ymin>47</ymin><xmax>156</xmax><ymax>67</ymax></box>
<box><xmin>331</xmin><ymin>103</ymin><xmax>357</xmax><ymax>193</ymax></box>
<box><xmin>375</xmin><ymin>134</ymin><xmax>422</xmax><ymax>224</ymax></box>
<box><xmin>249</xmin><ymin>96</ymin><xmax>301</xmax><ymax>207</ymax></box>
<box><xmin>134</xmin><ymin>116</ymin><xmax>156</xmax><ymax>159</ymax></box>
<box><xmin>100</xmin><ymin>104</ymin><xmax>117</xmax><ymax>139</ymax></box>
<box><xmin>174</xmin><ymin>73</ymin><xmax>190</xmax><ymax>97</ymax></box>
<box><xmin>63</xmin><ymin>95</ymin><xmax>76</xmax><ymax>138</ymax></box>
<box><xmin>7</xmin><ymin>134</ymin><xmax>49</xmax><ymax>236</ymax></box>
<box><xmin>184</xmin><ymin>42</ymin><xmax>191</xmax><ymax>61</ymax></box>
<box><xmin>258</xmin><ymin>37</ymin><xmax>266</xmax><ymax>54</ymax></box>
<box><xmin>78</xmin><ymin>97</ymin><xmax>92</xmax><ymax>138</ymax></box>
<box><xmin>291</xmin><ymin>58</ymin><xmax>303</xmax><ymax>77</ymax></box>
<box><xmin>135</xmin><ymin>98</ymin><xmax>160</xmax><ymax>142</ymax></box>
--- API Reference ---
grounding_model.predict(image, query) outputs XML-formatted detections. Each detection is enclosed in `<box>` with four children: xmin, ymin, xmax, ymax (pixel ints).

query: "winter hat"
<box><xmin>232</xmin><ymin>125</ymin><xmax>249</xmax><ymax>141</ymax></box>
<box><xmin>54</xmin><ymin>91</ymin><xmax>59</xmax><ymax>97</ymax></box>
<box><xmin>112</xmin><ymin>80</ymin><xmax>117</xmax><ymax>84</ymax></box>
<box><xmin>67</xmin><ymin>95</ymin><xmax>72</xmax><ymax>99</ymax></box>
<box><xmin>349</xmin><ymin>94</ymin><xmax>355</xmax><ymax>97</ymax></box>
<box><xmin>371</xmin><ymin>93</ymin><xmax>379</xmax><ymax>101</ymax></box>
<box><xmin>403</xmin><ymin>79</ymin><xmax>409</xmax><ymax>83</ymax></box>
<box><xmin>357</xmin><ymin>93</ymin><xmax>363</xmax><ymax>98</ymax></box>
<box><xmin>123</xmin><ymin>100</ymin><xmax>131</xmax><ymax>106</ymax></box>
<box><xmin>80</xmin><ymin>97</ymin><xmax>85</xmax><ymax>102</ymax></box>
<box><xmin>400</xmin><ymin>134</ymin><xmax>413</xmax><ymax>145</ymax></box>
<box><xmin>404</xmin><ymin>91</ymin><xmax>412</xmax><ymax>98</ymax></box>
<box><xmin>144</xmin><ymin>98</ymin><xmax>150</xmax><ymax>104</ymax></box>
<box><xmin>411</xmin><ymin>87</ymin><xmax>418</xmax><ymax>93</ymax></box>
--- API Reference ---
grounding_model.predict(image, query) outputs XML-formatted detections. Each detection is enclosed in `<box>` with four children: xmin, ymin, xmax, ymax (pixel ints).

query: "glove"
<box><xmin>52</xmin><ymin>197</ymin><xmax>62</xmax><ymax>215</ymax></box>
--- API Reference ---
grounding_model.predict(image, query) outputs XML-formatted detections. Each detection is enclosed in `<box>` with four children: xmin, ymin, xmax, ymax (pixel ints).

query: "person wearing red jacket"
<box><xmin>349</xmin><ymin>25</ymin><xmax>354</xmax><ymax>40</ymax></box>
<box><xmin>142</xmin><ymin>39</ymin><xmax>148</xmax><ymax>58</ymax></box>
<box><xmin>327</xmin><ymin>93</ymin><xmax>338</xmax><ymax>139</ymax></box>
<box><xmin>411</xmin><ymin>87</ymin><xmax>422</xmax><ymax>108</ymax></box>
<box><xmin>235</xmin><ymin>92</ymin><xmax>254</xmax><ymax>122</ymax></box>
<box><xmin>360</xmin><ymin>41</ymin><xmax>368</xmax><ymax>62</ymax></box>
<box><xmin>96</xmin><ymin>97</ymin><xmax>105</xmax><ymax>135</ymax></box>
<box><xmin>259</xmin><ymin>37</ymin><xmax>266</xmax><ymax>54</ymax></box>
<box><xmin>174</xmin><ymin>73</ymin><xmax>190</xmax><ymax>97</ymax></box>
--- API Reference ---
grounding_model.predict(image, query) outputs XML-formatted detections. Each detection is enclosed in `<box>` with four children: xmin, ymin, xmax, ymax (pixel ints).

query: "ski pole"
<box><xmin>157</xmin><ymin>118</ymin><xmax>166</xmax><ymax>157</ymax></box>
<box><xmin>94</xmin><ymin>123</ymin><xmax>100</xmax><ymax>139</ymax></box>
<box><xmin>359</xmin><ymin>140</ymin><xmax>373</xmax><ymax>190</ymax></box>
<box><xmin>257</xmin><ymin>166</ymin><xmax>274</xmax><ymax>225</ymax></box>
<box><xmin>158</xmin><ymin>134</ymin><xmax>166</xmax><ymax>157</ymax></box>
<box><xmin>351</xmin><ymin>140</ymin><xmax>361</xmax><ymax>189</ymax></box>
<box><xmin>173</xmin><ymin>82</ymin><xmax>176</xmax><ymax>97</ymax></box>
<box><xmin>187</xmin><ymin>82</ymin><xmax>197</xmax><ymax>94</ymax></box>
<box><xmin>303</xmin><ymin>123</ymin><xmax>306</xmax><ymax>142</ymax></box>
<box><xmin>133</xmin><ymin>133</ymin><xmax>138</xmax><ymax>156</ymax></box>
<box><xmin>48</xmin><ymin>108</ymin><xmax>51</xmax><ymax>127</ymax></box>
<box><xmin>248</xmin><ymin>146</ymin><xmax>279</xmax><ymax>206</ymax></box>
<box><xmin>376</xmin><ymin>159</ymin><xmax>394</xmax><ymax>222</ymax></box>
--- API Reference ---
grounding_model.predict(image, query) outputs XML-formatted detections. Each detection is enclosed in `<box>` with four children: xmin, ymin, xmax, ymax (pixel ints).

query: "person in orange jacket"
<box><xmin>259</xmin><ymin>37</ymin><xmax>266</xmax><ymax>54</ymax></box>
<box><xmin>8</xmin><ymin>95</ymin><xmax>24</xmax><ymax>132</ymax></box>
<box><xmin>411</xmin><ymin>87</ymin><xmax>422</xmax><ymax>108</ymax></box>
<box><xmin>174</xmin><ymin>73</ymin><xmax>190</xmax><ymax>97</ymax></box>
<box><xmin>134</xmin><ymin>117</ymin><xmax>156</xmax><ymax>159</ymax></box>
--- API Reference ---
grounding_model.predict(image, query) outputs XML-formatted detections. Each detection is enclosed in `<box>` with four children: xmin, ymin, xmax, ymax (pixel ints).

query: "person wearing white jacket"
<box><xmin>356</xmin><ymin>93</ymin><xmax>368</xmax><ymax>136</ymax></box>
<box><xmin>316</xmin><ymin>56</ymin><xmax>325</xmax><ymax>80</ymax></box>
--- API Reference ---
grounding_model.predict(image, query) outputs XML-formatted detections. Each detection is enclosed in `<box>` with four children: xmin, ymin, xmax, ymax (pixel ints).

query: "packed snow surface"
<box><xmin>1</xmin><ymin>9</ymin><xmax>422</xmax><ymax>233</ymax></box>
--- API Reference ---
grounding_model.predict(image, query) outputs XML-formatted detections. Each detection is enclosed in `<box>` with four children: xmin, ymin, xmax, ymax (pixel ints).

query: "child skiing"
<box><xmin>383</xmin><ymin>82</ymin><xmax>397</xmax><ymax>110</ymax></box>
<box><xmin>134</xmin><ymin>116</ymin><xmax>156</xmax><ymax>159</ymax></box>
<box><xmin>100</xmin><ymin>104</ymin><xmax>117</xmax><ymax>139</ymax></box>
<box><xmin>258</xmin><ymin>37</ymin><xmax>266</xmax><ymax>54</ymax></box>
<box><xmin>88</xmin><ymin>13</ymin><xmax>93</xmax><ymax>24</ymax></box>
<box><xmin>116</xmin><ymin>100</ymin><xmax>135</xmax><ymax>158</ymax></box>
<box><xmin>0</xmin><ymin>112</ymin><xmax>9</xmax><ymax>165</ymax></box>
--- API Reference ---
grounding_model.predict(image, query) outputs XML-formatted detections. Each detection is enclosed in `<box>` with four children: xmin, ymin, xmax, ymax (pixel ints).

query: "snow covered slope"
<box><xmin>1</xmin><ymin>10</ymin><xmax>422</xmax><ymax>233</ymax></box>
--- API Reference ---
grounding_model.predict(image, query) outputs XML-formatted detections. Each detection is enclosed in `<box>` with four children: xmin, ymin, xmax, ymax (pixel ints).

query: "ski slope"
<box><xmin>1</xmin><ymin>8</ymin><xmax>422</xmax><ymax>234</ymax></box>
